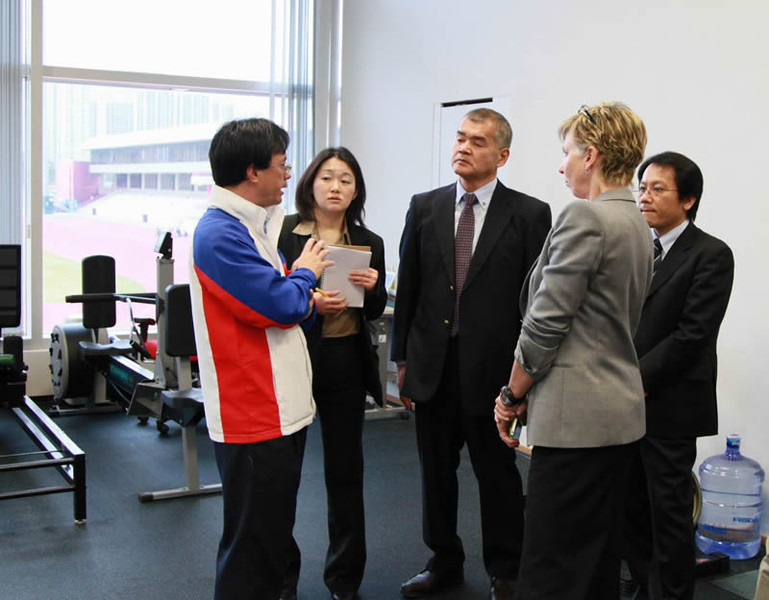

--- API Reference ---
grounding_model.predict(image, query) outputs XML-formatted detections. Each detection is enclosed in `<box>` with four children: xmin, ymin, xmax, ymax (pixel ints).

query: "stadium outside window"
<box><xmin>2</xmin><ymin>0</ymin><xmax>314</xmax><ymax>339</ymax></box>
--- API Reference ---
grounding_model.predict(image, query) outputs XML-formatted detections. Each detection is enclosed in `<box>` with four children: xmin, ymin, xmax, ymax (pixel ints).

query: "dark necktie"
<box><xmin>653</xmin><ymin>237</ymin><xmax>663</xmax><ymax>273</ymax></box>
<box><xmin>451</xmin><ymin>193</ymin><xmax>477</xmax><ymax>336</ymax></box>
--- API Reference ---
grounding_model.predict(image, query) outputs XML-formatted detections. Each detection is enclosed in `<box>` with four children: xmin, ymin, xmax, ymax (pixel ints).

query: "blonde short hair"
<box><xmin>558</xmin><ymin>102</ymin><xmax>647</xmax><ymax>187</ymax></box>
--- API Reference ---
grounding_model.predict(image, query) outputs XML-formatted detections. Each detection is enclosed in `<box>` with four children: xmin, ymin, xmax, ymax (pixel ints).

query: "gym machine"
<box><xmin>49</xmin><ymin>232</ymin><xmax>220</xmax><ymax>501</ymax></box>
<box><xmin>0</xmin><ymin>244</ymin><xmax>87</xmax><ymax>524</ymax></box>
<box><xmin>49</xmin><ymin>233</ymin><xmax>171</xmax><ymax>423</ymax></box>
<box><xmin>132</xmin><ymin>282</ymin><xmax>221</xmax><ymax>502</ymax></box>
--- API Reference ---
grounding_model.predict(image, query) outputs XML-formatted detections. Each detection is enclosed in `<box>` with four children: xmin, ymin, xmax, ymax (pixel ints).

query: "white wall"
<box><xmin>339</xmin><ymin>0</ymin><xmax>769</xmax><ymax>533</ymax></box>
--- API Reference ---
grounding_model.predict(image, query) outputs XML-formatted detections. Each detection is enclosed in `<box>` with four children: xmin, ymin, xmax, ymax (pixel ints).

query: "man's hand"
<box><xmin>293</xmin><ymin>238</ymin><xmax>333</xmax><ymax>279</ymax></box>
<box><xmin>397</xmin><ymin>363</ymin><xmax>414</xmax><ymax>411</ymax></box>
<box><xmin>313</xmin><ymin>289</ymin><xmax>348</xmax><ymax>316</ymax></box>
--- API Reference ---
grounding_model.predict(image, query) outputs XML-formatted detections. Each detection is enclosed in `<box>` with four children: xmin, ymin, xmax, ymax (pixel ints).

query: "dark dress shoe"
<box><xmin>331</xmin><ymin>593</ymin><xmax>358</xmax><ymax>600</ymax></box>
<box><xmin>490</xmin><ymin>577</ymin><xmax>516</xmax><ymax>600</ymax></box>
<box><xmin>400</xmin><ymin>570</ymin><xmax>463</xmax><ymax>598</ymax></box>
<box><xmin>620</xmin><ymin>575</ymin><xmax>639</xmax><ymax>597</ymax></box>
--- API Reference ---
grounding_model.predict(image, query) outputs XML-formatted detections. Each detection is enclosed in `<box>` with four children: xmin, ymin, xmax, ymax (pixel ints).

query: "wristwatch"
<box><xmin>499</xmin><ymin>385</ymin><xmax>524</xmax><ymax>407</ymax></box>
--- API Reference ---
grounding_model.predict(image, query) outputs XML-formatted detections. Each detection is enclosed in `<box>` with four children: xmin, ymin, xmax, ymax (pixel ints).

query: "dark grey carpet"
<box><xmin>0</xmin><ymin>401</ymin><xmax>763</xmax><ymax>599</ymax></box>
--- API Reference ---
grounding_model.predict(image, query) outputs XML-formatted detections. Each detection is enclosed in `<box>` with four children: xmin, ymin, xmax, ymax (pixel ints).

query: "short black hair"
<box><xmin>208</xmin><ymin>118</ymin><xmax>289</xmax><ymax>187</ymax></box>
<box><xmin>638</xmin><ymin>151</ymin><xmax>703</xmax><ymax>221</ymax></box>
<box><xmin>294</xmin><ymin>147</ymin><xmax>367</xmax><ymax>226</ymax></box>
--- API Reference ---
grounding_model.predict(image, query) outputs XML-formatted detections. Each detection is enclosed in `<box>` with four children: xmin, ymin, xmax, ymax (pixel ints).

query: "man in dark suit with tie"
<box><xmin>391</xmin><ymin>108</ymin><xmax>551</xmax><ymax>599</ymax></box>
<box><xmin>623</xmin><ymin>151</ymin><xmax>735</xmax><ymax>600</ymax></box>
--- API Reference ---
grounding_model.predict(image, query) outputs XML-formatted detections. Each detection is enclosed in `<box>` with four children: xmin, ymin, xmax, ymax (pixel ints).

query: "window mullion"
<box><xmin>41</xmin><ymin>66</ymin><xmax>284</xmax><ymax>95</ymax></box>
<box><xmin>28</xmin><ymin>0</ymin><xmax>44</xmax><ymax>342</ymax></box>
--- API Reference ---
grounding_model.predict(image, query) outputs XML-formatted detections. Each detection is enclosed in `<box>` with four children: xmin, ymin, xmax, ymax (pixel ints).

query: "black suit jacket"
<box><xmin>278</xmin><ymin>213</ymin><xmax>388</xmax><ymax>405</ymax></box>
<box><xmin>634</xmin><ymin>222</ymin><xmax>734</xmax><ymax>438</ymax></box>
<box><xmin>391</xmin><ymin>181</ymin><xmax>551</xmax><ymax>415</ymax></box>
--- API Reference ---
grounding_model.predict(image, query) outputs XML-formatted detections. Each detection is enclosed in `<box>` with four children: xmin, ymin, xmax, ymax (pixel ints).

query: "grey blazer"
<box><xmin>515</xmin><ymin>188</ymin><xmax>654</xmax><ymax>448</ymax></box>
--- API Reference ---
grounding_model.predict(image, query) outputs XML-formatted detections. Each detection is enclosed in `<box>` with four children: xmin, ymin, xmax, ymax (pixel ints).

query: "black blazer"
<box><xmin>278</xmin><ymin>213</ymin><xmax>388</xmax><ymax>406</ymax></box>
<box><xmin>391</xmin><ymin>181</ymin><xmax>551</xmax><ymax>415</ymax></box>
<box><xmin>634</xmin><ymin>222</ymin><xmax>734</xmax><ymax>438</ymax></box>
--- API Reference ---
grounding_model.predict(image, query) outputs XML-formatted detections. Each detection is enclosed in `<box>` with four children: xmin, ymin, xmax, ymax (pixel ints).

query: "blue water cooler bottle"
<box><xmin>696</xmin><ymin>434</ymin><xmax>765</xmax><ymax>559</ymax></box>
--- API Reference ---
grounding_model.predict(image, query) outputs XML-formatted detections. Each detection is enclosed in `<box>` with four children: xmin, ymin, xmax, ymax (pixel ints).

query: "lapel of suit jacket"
<box><xmin>647</xmin><ymin>222</ymin><xmax>698</xmax><ymax>297</ymax></box>
<box><xmin>433</xmin><ymin>186</ymin><xmax>458</xmax><ymax>283</ymax></box>
<box><xmin>347</xmin><ymin>222</ymin><xmax>366</xmax><ymax>246</ymax></box>
<box><xmin>463</xmin><ymin>181</ymin><xmax>513</xmax><ymax>289</ymax></box>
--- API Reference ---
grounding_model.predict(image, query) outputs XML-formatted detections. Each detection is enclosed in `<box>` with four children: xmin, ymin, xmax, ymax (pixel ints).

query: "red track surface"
<box><xmin>43</xmin><ymin>215</ymin><xmax>193</xmax><ymax>334</ymax></box>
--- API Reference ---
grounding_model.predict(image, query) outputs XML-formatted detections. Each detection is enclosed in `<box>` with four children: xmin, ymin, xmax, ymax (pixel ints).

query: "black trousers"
<box><xmin>623</xmin><ymin>436</ymin><xmax>697</xmax><ymax>600</ymax></box>
<box><xmin>213</xmin><ymin>429</ymin><xmax>307</xmax><ymax>600</ymax></box>
<box><xmin>286</xmin><ymin>335</ymin><xmax>367</xmax><ymax>595</ymax></box>
<box><xmin>516</xmin><ymin>442</ymin><xmax>636</xmax><ymax>600</ymax></box>
<box><xmin>414</xmin><ymin>337</ymin><xmax>524</xmax><ymax>579</ymax></box>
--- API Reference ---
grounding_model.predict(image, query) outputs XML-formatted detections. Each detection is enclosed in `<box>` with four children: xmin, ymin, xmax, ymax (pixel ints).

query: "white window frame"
<box><xmin>10</xmin><ymin>0</ymin><xmax>324</xmax><ymax>355</ymax></box>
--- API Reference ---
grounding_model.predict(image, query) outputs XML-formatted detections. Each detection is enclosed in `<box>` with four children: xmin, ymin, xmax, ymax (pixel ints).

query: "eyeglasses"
<box><xmin>635</xmin><ymin>185</ymin><xmax>677</xmax><ymax>199</ymax></box>
<box><xmin>264</xmin><ymin>163</ymin><xmax>292</xmax><ymax>175</ymax></box>
<box><xmin>578</xmin><ymin>105</ymin><xmax>597</xmax><ymax>125</ymax></box>
<box><xmin>258</xmin><ymin>163</ymin><xmax>293</xmax><ymax>176</ymax></box>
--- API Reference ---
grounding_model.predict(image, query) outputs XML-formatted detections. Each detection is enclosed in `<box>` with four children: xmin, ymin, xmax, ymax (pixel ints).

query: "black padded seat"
<box><xmin>78</xmin><ymin>338</ymin><xmax>134</xmax><ymax>359</ymax></box>
<box><xmin>159</xmin><ymin>388</ymin><xmax>205</xmax><ymax>427</ymax></box>
<box><xmin>159</xmin><ymin>284</ymin><xmax>204</xmax><ymax>426</ymax></box>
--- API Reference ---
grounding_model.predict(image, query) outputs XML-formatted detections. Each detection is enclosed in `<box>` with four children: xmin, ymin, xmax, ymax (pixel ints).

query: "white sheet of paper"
<box><xmin>320</xmin><ymin>245</ymin><xmax>372</xmax><ymax>308</ymax></box>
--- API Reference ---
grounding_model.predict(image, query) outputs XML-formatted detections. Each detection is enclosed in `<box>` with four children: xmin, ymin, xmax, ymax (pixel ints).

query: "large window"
<box><xmin>3</xmin><ymin>0</ymin><xmax>315</xmax><ymax>342</ymax></box>
<box><xmin>43</xmin><ymin>0</ymin><xmax>278</xmax><ymax>81</ymax></box>
<box><xmin>40</xmin><ymin>84</ymin><xmax>277</xmax><ymax>333</ymax></box>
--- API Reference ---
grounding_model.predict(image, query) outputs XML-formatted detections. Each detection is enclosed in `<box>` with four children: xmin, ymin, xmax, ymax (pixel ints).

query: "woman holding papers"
<box><xmin>278</xmin><ymin>147</ymin><xmax>387</xmax><ymax>600</ymax></box>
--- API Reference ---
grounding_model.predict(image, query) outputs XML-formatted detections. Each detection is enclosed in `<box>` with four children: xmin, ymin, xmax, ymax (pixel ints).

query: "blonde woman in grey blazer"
<box><xmin>494</xmin><ymin>102</ymin><xmax>653</xmax><ymax>600</ymax></box>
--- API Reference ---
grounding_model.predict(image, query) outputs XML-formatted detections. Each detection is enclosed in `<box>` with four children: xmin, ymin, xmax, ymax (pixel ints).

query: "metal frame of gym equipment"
<box><xmin>365</xmin><ymin>309</ymin><xmax>409</xmax><ymax>421</ymax></box>
<box><xmin>0</xmin><ymin>244</ymin><xmax>87</xmax><ymax>524</ymax></box>
<box><xmin>131</xmin><ymin>282</ymin><xmax>221</xmax><ymax>502</ymax></box>
<box><xmin>49</xmin><ymin>232</ymin><xmax>220</xmax><ymax>502</ymax></box>
<box><xmin>1</xmin><ymin>395</ymin><xmax>87</xmax><ymax>524</ymax></box>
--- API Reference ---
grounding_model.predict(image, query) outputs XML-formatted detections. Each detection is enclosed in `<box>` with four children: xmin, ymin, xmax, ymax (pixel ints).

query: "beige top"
<box><xmin>292</xmin><ymin>220</ymin><xmax>359</xmax><ymax>339</ymax></box>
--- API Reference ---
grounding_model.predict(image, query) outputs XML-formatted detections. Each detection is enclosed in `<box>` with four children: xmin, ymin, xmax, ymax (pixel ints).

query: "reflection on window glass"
<box><xmin>42</xmin><ymin>82</ymin><xmax>271</xmax><ymax>334</ymax></box>
<box><xmin>43</xmin><ymin>0</ymin><xmax>278</xmax><ymax>81</ymax></box>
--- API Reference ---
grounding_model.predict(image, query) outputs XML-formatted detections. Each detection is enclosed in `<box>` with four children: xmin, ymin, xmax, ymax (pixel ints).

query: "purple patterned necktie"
<box><xmin>451</xmin><ymin>193</ymin><xmax>477</xmax><ymax>336</ymax></box>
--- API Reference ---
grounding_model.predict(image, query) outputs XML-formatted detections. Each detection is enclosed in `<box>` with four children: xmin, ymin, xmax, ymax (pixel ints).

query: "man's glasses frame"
<box><xmin>635</xmin><ymin>185</ymin><xmax>678</xmax><ymax>199</ymax></box>
<box><xmin>267</xmin><ymin>163</ymin><xmax>292</xmax><ymax>175</ymax></box>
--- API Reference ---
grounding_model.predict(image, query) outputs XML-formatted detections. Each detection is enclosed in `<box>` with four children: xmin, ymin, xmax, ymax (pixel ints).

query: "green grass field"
<box><xmin>43</xmin><ymin>252</ymin><xmax>146</xmax><ymax>302</ymax></box>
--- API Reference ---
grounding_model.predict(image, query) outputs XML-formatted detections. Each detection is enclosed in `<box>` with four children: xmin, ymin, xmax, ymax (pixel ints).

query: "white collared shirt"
<box><xmin>655</xmin><ymin>219</ymin><xmax>690</xmax><ymax>262</ymax></box>
<box><xmin>455</xmin><ymin>178</ymin><xmax>497</xmax><ymax>253</ymax></box>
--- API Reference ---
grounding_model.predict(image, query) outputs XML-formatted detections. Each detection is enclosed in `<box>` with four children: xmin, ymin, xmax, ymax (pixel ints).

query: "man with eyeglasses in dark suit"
<box><xmin>623</xmin><ymin>151</ymin><xmax>735</xmax><ymax>600</ymax></box>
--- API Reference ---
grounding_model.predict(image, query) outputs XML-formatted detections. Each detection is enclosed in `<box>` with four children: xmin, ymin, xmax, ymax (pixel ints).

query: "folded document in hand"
<box><xmin>320</xmin><ymin>245</ymin><xmax>371</xmax><ymax>308</ymax></box>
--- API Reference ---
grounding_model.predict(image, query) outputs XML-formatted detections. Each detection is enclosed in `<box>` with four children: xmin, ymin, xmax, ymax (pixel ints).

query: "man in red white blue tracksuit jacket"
<box><xmin>189</xmin><ymin>118</ymin><xmax>331</xmax><ymax>600</ymax></box>
<box><xmin>191</xmin><ymin>185</ymin><xmax>317</xmax><ymax>444</ymax></box>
